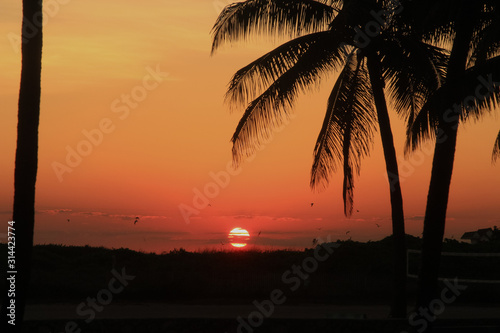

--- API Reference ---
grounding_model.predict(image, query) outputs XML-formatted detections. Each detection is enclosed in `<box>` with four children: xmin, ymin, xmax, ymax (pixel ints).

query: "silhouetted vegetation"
<box><xmin>2</xmin><ymin>235</ymin><xmax>499</xmax><ymax>305</ymax></box>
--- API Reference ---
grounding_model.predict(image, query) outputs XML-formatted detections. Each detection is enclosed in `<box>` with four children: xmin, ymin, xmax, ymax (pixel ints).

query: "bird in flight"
<box><xmin>310</xmin><ymin>203</ymin><xmax>314</xmax><ymax>207</ymax></box>
<box><xmin>356</xmin><ymin>210</ymin><xmax>360</xmax><ymax>213</ymax></box>
<box><xmin>67</xmin><ymin>219</ymin><xmax>70</xmax><ymax>222</ymax></box>
<box><xmin>134</xmin><ymin>217</ymin><xmax>139</xmax><ymax>225</ymax></box>
<box><xmin>257</xmin><ymin>231</ymin><xmax>262</xmax><ymax>236</ymax></box>
<box><xmin>220</xmin><ymin>241</ymin><xmax>225</xmax><ymax>246</ymax></box>
<box><xmin>375</xmin><ymin>223</ymin><xmax>380</xmax><ymax>228</ymax></box>
<box><xmin>346</xmin><ymin>231</ymin><xmax>350</xmax><ymax>235</ymax></box>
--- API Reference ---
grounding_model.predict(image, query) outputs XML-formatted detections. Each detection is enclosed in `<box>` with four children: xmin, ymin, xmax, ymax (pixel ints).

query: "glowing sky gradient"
<box><xmin>0</xmin><ymin>0</ymin><xmax>499</xmax><ymax>253</ymax></box>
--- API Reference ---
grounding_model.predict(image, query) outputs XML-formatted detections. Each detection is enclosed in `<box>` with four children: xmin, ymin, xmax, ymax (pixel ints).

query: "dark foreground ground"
<box><xmin>22</xmin><ymin>317</ymin><xmax>500</xmax><ymax>333</ymax></box>
<box><xmin>22</xmin><ymin>302</ymin><xmax>500</xmax><ymax>332</ymax></box>
<box><xmin>22</xmin><ymin>302</ymin><xmax>500</xmax><ymax>321</ymax></box>
<box><xmin>1</xmin><ymin>237</ymin><xmax>499</xmax><ymax>332</ymax></box>
<box><xmin>21</xmin><ymin>301</ymin><xmax>500</xmax><ymax>332</ymax></box>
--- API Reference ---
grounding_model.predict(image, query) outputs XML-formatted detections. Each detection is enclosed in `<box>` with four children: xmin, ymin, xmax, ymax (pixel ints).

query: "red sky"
<box><xmin>0</xmin><ymin>0</ymin><xmax>499</xmax><ymax>253</ymax></box>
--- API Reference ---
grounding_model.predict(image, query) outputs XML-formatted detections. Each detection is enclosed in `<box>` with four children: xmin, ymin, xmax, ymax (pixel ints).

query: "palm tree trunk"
<box><xmin>1</xmin><ymin>1</ymin><xmax>43</xmax><ymax>332</ymax></box>
<box><xmin>366</xmin><ymin>54</ymin><xmax>407</xmax><ymax>318</ymax></box>
<box><xmin>416</xmin><ymin>118</ymin><xmax>457</xmax><ymax>309</ymax></box>
<box><xmin>416</xmin><ymin>0</ymin><xmax>476</xmax><ymax>326</ymax></box>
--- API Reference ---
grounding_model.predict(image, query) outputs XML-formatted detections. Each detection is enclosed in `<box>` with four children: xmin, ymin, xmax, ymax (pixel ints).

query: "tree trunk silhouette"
<box><xmin>367</xmin><ymin>54</ymin><xmax>407</xmax><ymax>318</ymax></box>
<box><xmin>1</xmin><ymin>1</ymin><xmax>43</xmax><ymax>332</ymax></box>
<box><xmin>416</xmin><ymin>1</ymin><xmax>476</xmax><ymax>330</ymax></box>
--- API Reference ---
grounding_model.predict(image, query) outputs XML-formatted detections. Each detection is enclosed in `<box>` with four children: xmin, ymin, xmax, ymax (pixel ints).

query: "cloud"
<box><xmin>75</xmin><ymin>211</ymin><xmax>171</xmax><ymax>220</ymax></box>
<box><xmin>405</xmin><ymin>215</ymin><xmax>455</xmax><ymax>222</ymax></box>
<box><xmin>74</xmin><ymin>211</ymin><xmax>108</xmax><ymax>217</ymax></box>
<box><xmin>38</xmin><ymin>209</ymin><xmax>171</xmax><ymax>221</ymax></box>
<box><xmin>37</xmin><ymin>209</ymin><xmax>73</xmax><ymax>215</ymax></box>
<box><xmin>138</xmin><ymin>215</ymin><xmax>170</xmax><ymax>220</ymax></box>
<box><xmin>97</xmin><ymin>230</ymin><xmax>189</xmax><ymax>238</ymax></box>
<box><xmin>406</xmin><ymin>215</ymin><xmax>424</xmax><ymax>221</ymax></box>
<box><xmin>273</xmin><ymin>217</ymin><xmax>302</xmax><ymax>222</ymax></box>
<box><xmin>218</xmin><ymin>215</ymin><xmax>302</xmax><ymax>223</ymax></box>
<box><xmin>258</xmin><ymin>230</ymin><xmax>309</xmax><ymax>236</ymax></box>
<box><xmin>233</xmin><ymin>215</ymin><xmax>255</xmax><ymax>220</ymax></box>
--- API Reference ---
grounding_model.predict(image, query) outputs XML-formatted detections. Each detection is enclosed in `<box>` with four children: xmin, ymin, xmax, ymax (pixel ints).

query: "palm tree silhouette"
<box><xmin>493</xmin><ymin>130</ymin><xmax>500</xmax><ymax>163</ymax></box>
<box><xmin>1</xmin><ymin>2</ymin><xmax>43</xmax><ymax>332</ymax></box>
<box><xmin>211</xmin><ymin>0</ymin><xmax>446</xmax><ymax>317</ymax></box>
<box><xmin>405</xmin><ymin>0</ymin><xmax>500</xmax><ymax>317</ymax></box>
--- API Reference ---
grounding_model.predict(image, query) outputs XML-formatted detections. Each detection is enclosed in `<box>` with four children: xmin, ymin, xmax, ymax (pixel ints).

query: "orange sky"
<box><xmin>0</xmin><ymin>0</ymin><xmax>499</xmax><ymax>253</ymax></box>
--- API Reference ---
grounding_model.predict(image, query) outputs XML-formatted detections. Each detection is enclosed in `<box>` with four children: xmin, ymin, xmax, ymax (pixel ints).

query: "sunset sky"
<box><xmin>1</xmin><ymin>0</ymin><xmax>499</xmax><ymax>253</ymax></box>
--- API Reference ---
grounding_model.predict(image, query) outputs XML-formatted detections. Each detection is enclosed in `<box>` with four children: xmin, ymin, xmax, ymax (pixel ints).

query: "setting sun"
<box><xmin>228</xmin><ymin>227</ymin><xmax>250</xmax><ymax>248</ymax></box>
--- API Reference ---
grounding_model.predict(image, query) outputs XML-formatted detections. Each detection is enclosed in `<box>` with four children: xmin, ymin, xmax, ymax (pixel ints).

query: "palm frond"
<box><xmin>317</xmin><ymin>0</ymin><xmax>342</xmax><ymax>6</ymax></box>
<box><xmin>310</xmin><ymin>51</ymin><xmax>377</xmax><ymax>216</ymax></box>
<box><xmin>469</xmin><ymin>11</ymin><xmax>500</xmax><ymax>67</ymax></box>
<box><xmin>493</xmin><ymin>130</ymin><xmax>500</xmax><ymax>164</ymax></box>
<box><xmin>407</xmin><ymin>55</ymin><xmax>500</xmax><ymax>151</ymax></box>
<box><xmin>225</xmin><ymin>32</ymin><xmax>328</xmax><ymax>109</ymax></box>
<box><xmin>395</xmin><ymin>0</ymin><xmax>457</xmax><ymax>45</ymax></box>
<box><xmin>231</xmin><ymin>32</ymin><xmax>349</xmax><ymax>165</ymax></box>
<box><xmin>397</xmin><ymin>0</ymin><xmax>497</xmax><ymax>50</ymax></box>
<box><xmin>380</xmin><ymin>35</ymin><xmax>449</xmax><ymax>126</ymax></box>
<box><xmin>211</xmin><ymin>0</ymin><xmax>337</xmax><ymax>54</ymax></box>
<box><xmin>311</xmin><ymin>56</ymin><xmax>351</xmax><ymax>192</ymax></box>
